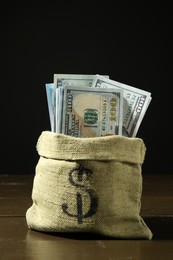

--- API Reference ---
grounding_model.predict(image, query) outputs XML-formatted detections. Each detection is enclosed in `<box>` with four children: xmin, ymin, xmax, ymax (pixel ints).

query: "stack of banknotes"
<box><xmin>45</xmin><ymin>74</ymin><xmax>152</xmax><ymax>138</ymax></box>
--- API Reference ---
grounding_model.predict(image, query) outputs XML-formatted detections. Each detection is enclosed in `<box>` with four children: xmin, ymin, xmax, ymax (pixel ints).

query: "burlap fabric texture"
<box><xmin>26</xmin><ymin>131</ymin><xmax>153</xmax><ymax>239</ymax></box>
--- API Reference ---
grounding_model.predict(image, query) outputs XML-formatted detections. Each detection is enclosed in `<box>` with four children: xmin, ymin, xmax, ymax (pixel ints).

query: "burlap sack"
<box><xmin>26</xmin><ymin>131</ymin><xmax>153</xmax><ymax>239</ymax></box>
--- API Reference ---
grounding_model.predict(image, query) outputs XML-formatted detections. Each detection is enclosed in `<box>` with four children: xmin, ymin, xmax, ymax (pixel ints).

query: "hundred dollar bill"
<box><xmin>60</xmin><ymin>86</ymin><xmax>123</xmax><ymax>137</ymax></box>
<box><xmin>55</xmin><ymin>86</ymin><xmax>64</xmax><ymax>133</ymax></box>
<box><xmin>45</xmin><ymin>83</ymin><xmax>54</xmax><ymax>131</ymax></box>
<box><xmin>92</xmin><ymin>75</ymin><xmax>152</xmax><ymax>137</ymax></box>
<box><xmin>53</xmin><ymin>74</ymin><xmax>109</xmax><ymax>132</ymax></box>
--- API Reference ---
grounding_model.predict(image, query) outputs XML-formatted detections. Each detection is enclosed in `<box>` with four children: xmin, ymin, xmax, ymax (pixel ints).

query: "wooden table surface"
<box><xmin>0</xmin><ymin>174</ymin><xmax>173</xmax><ymax>259</ymax></box>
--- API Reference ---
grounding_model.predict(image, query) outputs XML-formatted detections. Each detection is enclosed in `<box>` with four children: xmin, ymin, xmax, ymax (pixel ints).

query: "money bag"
<box><xmin>26</xmin><ymin>131</ymin><xmax>152</xmax><ymax>239</ymax></box>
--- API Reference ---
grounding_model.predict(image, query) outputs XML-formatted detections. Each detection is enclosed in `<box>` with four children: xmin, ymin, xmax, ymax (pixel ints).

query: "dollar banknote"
<box><xmin>45</xmin><ymin>74</ymin><xmax>152</xmax><ymax>137</ymax></box>
<box><xmin>60</xmin><ymin>86</ymin><xmax>123</xmax><ymax>137</ymax></box>
<box><xmin>45</xmin><ymin>83</ymin><xmax>54</xmax><ymax>131</ymax></box>
<box><xmin>55</xmin><ymin>86</ymin><xmax>64</xmax><ymax>133</ymax></box>
<box><xmin>92</xmin><ymin>75</ymin><xmax>152</xmax><ymax>137</ymax></box>
<box><xmin>53</xmin><ymin>74</ymin><xmax>109</xmax><ymax>132</ymax></box>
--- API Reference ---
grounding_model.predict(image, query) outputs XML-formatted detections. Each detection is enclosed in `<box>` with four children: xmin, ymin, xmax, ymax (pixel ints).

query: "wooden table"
<box><xmin>0</xmin><ymin>174</ymin><xmax>173</xmax><ymax>259</ymax></box>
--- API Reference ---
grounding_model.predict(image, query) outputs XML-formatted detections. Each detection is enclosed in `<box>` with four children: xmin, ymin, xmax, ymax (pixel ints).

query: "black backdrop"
<box><xmin>1</xmin><ymin>3</ymin><xmax>172</xmax><ymax>175</ymax></box>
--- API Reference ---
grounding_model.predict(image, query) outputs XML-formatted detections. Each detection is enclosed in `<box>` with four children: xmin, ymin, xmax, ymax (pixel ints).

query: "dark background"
<box><xmin>1</xmin><ymin>3</ymin><xmax>172</xmax><ymax>175</ymax></box>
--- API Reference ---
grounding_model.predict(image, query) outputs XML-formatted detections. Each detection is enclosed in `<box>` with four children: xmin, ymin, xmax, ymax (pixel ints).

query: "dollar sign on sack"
<box><xmin>62</xmin><ymin>165</ymin><xmax>98</xmax><ymax>224</ymax></box>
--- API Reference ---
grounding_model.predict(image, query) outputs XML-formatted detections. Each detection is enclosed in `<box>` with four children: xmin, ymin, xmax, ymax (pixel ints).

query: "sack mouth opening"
<box><xmin>36</xmin><ymin>131</ymin><xmax>146</xmax><ymax>164</ymax></box>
